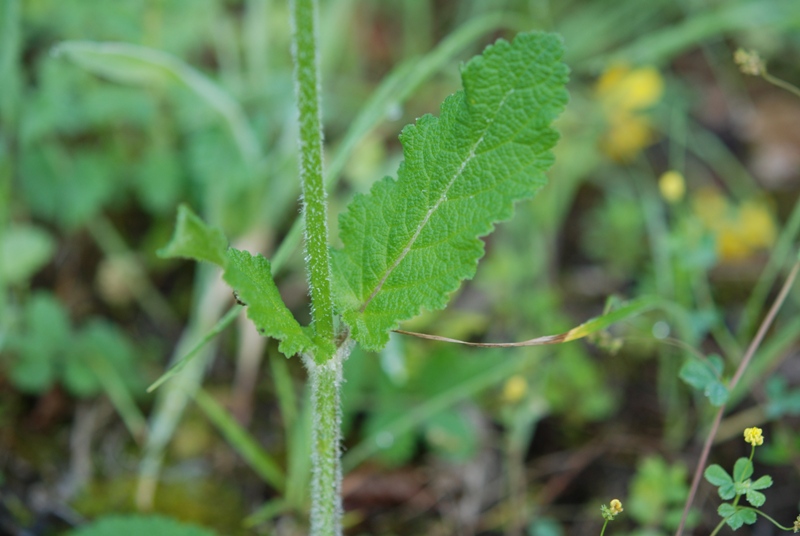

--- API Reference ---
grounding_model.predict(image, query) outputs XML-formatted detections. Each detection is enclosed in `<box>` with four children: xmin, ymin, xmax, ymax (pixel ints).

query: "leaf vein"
<box><xmin>359</xmin><ymin>88</ymin><xmax>515</xmax><ymax>313</ymax></box>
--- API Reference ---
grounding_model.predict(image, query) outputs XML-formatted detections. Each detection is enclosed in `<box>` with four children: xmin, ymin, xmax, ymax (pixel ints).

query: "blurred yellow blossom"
<box><xmin>502</xmin><ymin>375</ymin><xmax>528</xmax><ymax>404</ymax></box>
<box><xmin>601</xmin><ymin>498</ymin><xmax>624</xmax><ymax>521</ymax></box>
<box><xmin>658</xmin><ymin>170</ymin><xmax>685</xmax><ymax>202</ymax></box>
<box><xmin>734</xmin><ymin>48</ymin><xmax>765</xmax><ymax>76</ymax></box>
<box><xmin>691</xmin><ymin>188</ymin><xmax>777</xmax><ymax>262</ymax></box>
<box><xmin>609</xmin><ymin>499</ymin><xmax>624</xmax><ymax>516</ymax></box>
<box><xmin>744</xmin><ymin>427</ymin><xmax>764</xmax><ymax>446</ymax></box>
<box><xmin>596</xmin><ymin>64</ymin><xmax>664</xmax><ymax>161</ymax></box>
<box><xmin>792</xmin><ymin>514</ymin><xmax>800</xmax><ymax>533</ymax></box>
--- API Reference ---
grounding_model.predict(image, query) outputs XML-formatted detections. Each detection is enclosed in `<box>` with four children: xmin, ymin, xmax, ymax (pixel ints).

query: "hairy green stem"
<box><xmin>290</xmin><ymin>0</ymin><xmax>334</xmax><ymax>357</ymax></box>
<box><xmin>303</xmin><ymin>339</ymin><xmax>353</xmax><ymax>536</ymax></box>
<box><xmin>290</xmin><ymin>1</ymin><xmax>346</xmax><ymax>533</ymax></box>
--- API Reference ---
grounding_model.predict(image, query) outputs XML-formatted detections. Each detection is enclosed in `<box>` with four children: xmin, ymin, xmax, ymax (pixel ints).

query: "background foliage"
<box><xmin>1</xmin><ymin>0</ymin><xmax>799</xmax><ymax>535</ymax></box>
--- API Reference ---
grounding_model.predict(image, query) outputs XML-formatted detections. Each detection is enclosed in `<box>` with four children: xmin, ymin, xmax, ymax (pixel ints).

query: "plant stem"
<box><xmin>290</xmin><ymin>0</ymin><xmax>335</xmax><ymax>358</ymax></box>
<box><xmin>303</xmin><ymin>339</ymin><xmax>353</xmax><ymax>536</ymax></box>
<box><xmin>708</xmin><ymin>518</ymin><xmax>727</xmax><ymax>536</ymax></box>
<box><xmin>741</xmin><ymin>507</ymin><xmax>795</xmax><ymax>531</ymax></box>
<box><xmin>600</xmin><ymin>519</ymin><xmax>609</xmax><ymax>536</ymax></box>
<box><xmin>762</xmin><ymin>70</ymin><xmax>800</xmax><ymax>99</ymax></box>
<box><xmin>290</xmin><ymin>3</ymin><xmax>347</xmax><ymax>533</ymax></box>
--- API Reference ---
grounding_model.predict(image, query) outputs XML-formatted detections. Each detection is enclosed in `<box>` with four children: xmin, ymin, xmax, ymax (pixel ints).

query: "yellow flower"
<box><xmin>792</xmin><ymin>514</ymin><xmax>800</xmax><ymax>533</ymax></box>
<box><xmin>596</xmin><ymin>64</ymin><xmax>664</xmax><ymax>161</ymax></box>
<box><xmin>658</xmin><ymin>171</ymin><xmax>685</xmax><ymax>203</ymax></box>
<box><xmin>609</xmin><ymin>499</ymin><xmax>624</xmax><ymax>516</ymax></box>
<box><xmin>597</xmin><ymin>65</ymin><xmax>664</xmax><ymax>112</ymax></box>
<box><xmin>601</xmin><ymin>498</ymin><xmax>624</xmax><ymax>520</ymax></box>
<box><xmin>502</xmin><ymin>375</ymin><xmax>528</xmax><ymax>404</ymax></box>
<box><xmin>691</xmin><ymin>188</ymin><xmax>777</xmax><ymax>263</ymax></box>
<box><xmin>744</xmin><ymin>427</ymin><xmax>764</xmax><ymax>446</ymax></box>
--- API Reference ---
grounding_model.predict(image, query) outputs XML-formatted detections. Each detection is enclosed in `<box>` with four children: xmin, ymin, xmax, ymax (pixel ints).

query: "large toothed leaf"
<box><xmin>331</xmin><ymin>32</ymin><xmax>569</xmax><ymax>350</ymax></box>
<box><xmin>157</xmin><ymin>204</ymin><xmax>228</xmax><ymax>267</ymax></box>
<box><xmin>223</xmin><ymin>248</ymin><xmax>314</xmax><ymax>357</ymax></box>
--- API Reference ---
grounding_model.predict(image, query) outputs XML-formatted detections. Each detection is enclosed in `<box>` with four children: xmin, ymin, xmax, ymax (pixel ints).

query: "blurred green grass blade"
<box><xmin>147</xmin><ymin>305</ymin><xmax>240</xmax><ymax>393</ymax></box>
<box><xmin>192</xmin><ymin>387</ymin><xmax>285</xmax><ymax>492</ymax></box>
<box><xmin>596</xmin><ymin>0</ymin><xmax>800</xmax><ymax>66</ymax></box>
<box><xmin>138</xmin><ymin>266</ymin><xmax>228</xmax><ymax>509</ymax></box>
<box><xmin>86</xmin><ymin>353</ymin><xmax>148</xmax><ymax>443</ymax></box>
<box><xmin>269</xmin><ymin>351</ymin><xmax>298</xmax><ymax>433</ymax></box>
<box><xmin>53</xmin><ymin>41</ymin><xmax>260</xmax><ymax>163</ymax></box>
<box><xmin>285</xmin><ymin>397</ymin><xmax>312</xmax><ymax>510</ymax></box>
<box><xmin>271</xmin><ymin>13</ymin><xmax>511</xmax><ymax>275</ymax></box>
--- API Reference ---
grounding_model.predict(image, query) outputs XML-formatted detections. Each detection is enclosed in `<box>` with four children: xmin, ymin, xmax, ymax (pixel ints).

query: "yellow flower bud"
<box><xmin>609</xmin><ymin>499</ymin><xmax>624</xmax><ymax>516</ymax></box>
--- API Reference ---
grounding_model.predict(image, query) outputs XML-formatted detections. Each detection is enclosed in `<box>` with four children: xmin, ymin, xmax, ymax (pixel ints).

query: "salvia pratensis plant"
<box><xmin>160</xmin><ymin>5</ymin><xmax>573</xmax><ymax>533</ymax></box>
<box><xmin>155</xmin><ymin>1</ymin><xmax>686</xmax><ymax>534</ymax></box>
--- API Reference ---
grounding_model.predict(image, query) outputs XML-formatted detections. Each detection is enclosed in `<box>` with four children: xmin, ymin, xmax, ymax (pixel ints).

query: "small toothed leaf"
<box><xmin>331</xmin><ymin>31</ymin><xmax>569</xmax><ymax>350</ymax></box>
<box><xmin>224</xmin><ymin>248</ymin><xmax>314</xmax><ymax>358</ymax></box>
<box><xmin>158</xmin><ymin>204</ymin><xmax>228</xmax><ymax>266</ymax></box>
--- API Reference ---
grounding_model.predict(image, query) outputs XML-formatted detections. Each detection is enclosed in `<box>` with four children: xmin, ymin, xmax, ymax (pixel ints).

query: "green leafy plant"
<box><xmin>703</xmin><ymin>427</ymin><xmax>798</xmax><ymax>534</ymax></box>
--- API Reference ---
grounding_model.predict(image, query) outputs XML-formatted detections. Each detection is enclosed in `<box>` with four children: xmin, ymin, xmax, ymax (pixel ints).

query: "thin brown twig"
<box><xmin>674</xmin><ymin>260</ymin><xmax>799</xmax><ymax>536</ymax></box>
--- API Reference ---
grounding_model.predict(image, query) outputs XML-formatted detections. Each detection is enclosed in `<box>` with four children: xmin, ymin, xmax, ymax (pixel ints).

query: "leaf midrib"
<box><xmin>358</xmin><ymin>88</ymin><xmax>515</xmax><ymax>314</ymax></box>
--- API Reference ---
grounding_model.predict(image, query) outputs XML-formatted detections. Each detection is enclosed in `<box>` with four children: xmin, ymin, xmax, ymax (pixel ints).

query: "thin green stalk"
<box><xmin>739</xmin><ymin>507</ymin><xmax>795</xmax><ymax>531</ymax></box>
<box><xmin>762</xmin><ymin>70</ymin><xmax>800</xmax><ymax>99</ymax></box>
<box><xmin>708</xmin><ymin>518</ymin><xmax>727</xmax><ymax>536</ymax></box>
<box><xmin>291</xmin><ymin>0</ymin><xmax>334</xmax><ymax>358</ymax></box>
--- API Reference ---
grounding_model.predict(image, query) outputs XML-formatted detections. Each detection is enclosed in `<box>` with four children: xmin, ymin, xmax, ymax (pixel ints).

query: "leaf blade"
<box><xmin>223</xmin><ymin>248</ymin><xmax>314</xmax><ymax>358</ymax></box>
<box><xmin>332</xmin><ymin>32</ymin><xmax>569</xmax><ymax>350</ymax></box>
